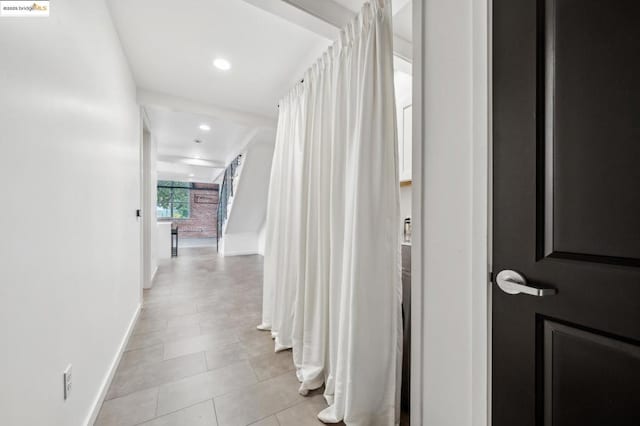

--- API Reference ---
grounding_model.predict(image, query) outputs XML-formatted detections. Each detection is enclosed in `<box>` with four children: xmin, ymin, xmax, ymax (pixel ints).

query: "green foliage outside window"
<box><xmin>157</xmin><ymin>181</ymin><xmax>191</xmax><ymax>219</ymax></box>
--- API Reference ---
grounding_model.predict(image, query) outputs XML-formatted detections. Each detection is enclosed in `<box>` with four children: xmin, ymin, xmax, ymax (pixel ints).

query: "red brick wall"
<box><xmin>165</xmin><ymin>183</ymin><xmax>219</xmax><ymax>239</ymax></box>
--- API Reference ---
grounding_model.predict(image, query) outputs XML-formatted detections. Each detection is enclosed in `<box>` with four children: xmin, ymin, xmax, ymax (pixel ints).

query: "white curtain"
<box><xmin>260</xmin><ymin>1</ymin><xmax>401</xmax><ymax>424</ymax></box>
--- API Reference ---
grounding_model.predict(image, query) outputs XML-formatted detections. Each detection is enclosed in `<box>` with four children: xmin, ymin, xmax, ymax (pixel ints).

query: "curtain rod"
<box><xmin>277</xmin><ymin>78</ymin><xmax>305</xmax><ymax>109</ymax></box>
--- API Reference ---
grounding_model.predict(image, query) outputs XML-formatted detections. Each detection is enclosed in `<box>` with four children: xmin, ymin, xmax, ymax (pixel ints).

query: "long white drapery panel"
<box><xmin>260</xmin><ymin>1</ymin><xmax>401</xmax><ymax>424</ymax></box>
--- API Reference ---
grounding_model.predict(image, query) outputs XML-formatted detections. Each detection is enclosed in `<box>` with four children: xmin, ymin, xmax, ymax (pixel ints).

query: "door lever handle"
<box><xmin>496</xmin><ymin>270</ymin><xmax>557</xmax><ymax>296</ymax></box>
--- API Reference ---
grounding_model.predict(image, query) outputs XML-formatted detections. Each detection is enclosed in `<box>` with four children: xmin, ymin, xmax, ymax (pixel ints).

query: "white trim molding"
<box><xmin>412</xmin><ymin>0</ymin><xmax>490</xmax><ymax>425</ymax></box>
<box><xmin>241</xmin><ymin>0</ymin><xmax>413</xmax><ymax>62</ymax></box>
<box><xmin>84</xmin><ymin>304</ymin><xmax>141</xmax><ymax>426</ymax></box>
<box><xmin>471</xmin><ymin>0</ymin><xmax>491</xmax><ymax>425</ymax></box>
<box><xmin>218</xmin><ymin>232</ymin><xmax>262</xmax><ymax>257</ymax></box>
<box><xmin>410</xmin><ymin>0</ymin><xmax>424</xmax><ymax>424</ymax></box>
<box><xmin>136</xmin><ymin>89</ymin><xmax>276</xmax><ymax>130</ymax></box>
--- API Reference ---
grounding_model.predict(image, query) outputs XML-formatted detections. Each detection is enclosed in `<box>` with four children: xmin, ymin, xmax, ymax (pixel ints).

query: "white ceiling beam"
<box><xmin>281</xmin><ymin>0</ymin><xmax>350</xmax><ymax>28</ymax></box>
<box><xmin>242</xmin><ymin>0</ymin><xmax>412</xmax><ymax>62</ymax></box>
<box><xmin>157</xmin><ymin>155</ymin><xmax>226</xmax><ymax>168</ymax></box>
<box><xmin>392</xmin><ymin>34</ymin><xmax>412</xmax><ymax>64</ymax></box>
<box><xmin>222</xmin><ymin>128</ymin><xmax>277</xmax><ymax>169</ymax></box>
<box><xmin>224</xmin><ymin>128</ymin><xmax>260</xmax><ymax>166</ymax></box>
<box><xmin>241</xmin><ymin>0</ymin><xmax>339</xmax><ymax>40</ymax></box>
<box><xmin>156</xmin><ymin>160</ymin><xmax>224</xmax><ymax>183</ymax></box>
<box><xmin>137</xmin><ymin>89</ymin><xmax>277</xmax><ymax>129</ymax></box>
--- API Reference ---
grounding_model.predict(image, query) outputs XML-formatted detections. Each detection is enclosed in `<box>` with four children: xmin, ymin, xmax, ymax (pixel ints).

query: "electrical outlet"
<box><xmin>63</xmin><ymin>365</ymin><xmax>72</xmax><ymax>400</ymax></box>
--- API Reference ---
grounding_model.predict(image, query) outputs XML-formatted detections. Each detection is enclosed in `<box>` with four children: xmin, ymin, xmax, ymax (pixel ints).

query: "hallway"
<box><xmin>96</xmin><ymin>248</ymin><xmax>338</xmax><ymax>426</ymax></box>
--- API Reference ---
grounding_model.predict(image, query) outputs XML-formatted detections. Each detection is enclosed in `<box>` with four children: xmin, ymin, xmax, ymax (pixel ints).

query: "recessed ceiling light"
<box><xmin>194</xmin><ymin>155</ymin><xmax>201</xmax><ymax>159</ymax></box>
<box><xmin>213</xmin><ymin>58</ymin><xmax>231</xmax><ymax>71</ymax></box>
<box><xmin>189</xmin><ymin>173</ymin><xmax>194</xmax><ymax>177</ymax></box>
<box><xmin>199</xmin><ymin>124</ymin><xmax>210</xmax><ymax>131</ymax></box>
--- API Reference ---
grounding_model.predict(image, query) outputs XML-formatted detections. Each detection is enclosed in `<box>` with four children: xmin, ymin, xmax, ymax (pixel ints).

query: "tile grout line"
<box><xmin>154</xmin><ymin>360</ymin><xmax>259</xmax><ymax>418</ymax></box>
<box><xmin>243</xmin><ymin>392</ymin><xmax>315</xmax><ymax>426</ymax></box>
<box><xmin>246</xmin><ymin>356</ymin><xmax>260</xmax><ymax>382</ymax></box>
<box><xmin>211</xmin><ymin>398</ymin><xmax>220</xmax><ymax>426</ymax></box>
<box><xmin>104</xmin><ymin>352</ymin><xmax>209</xmax><ymax>402</ymax></box>
<box><xmin>153</xmin><ymin>386</ymin><xmax>160</xmax><ymax>419</ymax></box>
<box><xmin>132</xmin><ymin>399</ymin><xmax>215</xmax><ymax>426</ymax></box>
<box><xmin>275</xmin><ymin>397</ymin><xmax>315</xmax><ymax>423</ymax></box>
<box><xmin>203</xmin><ymin>346</ymin><xmax>211</xmax><ymax>370</ymax></box>
<box><xmin>208</xmin><ymin>366</ymin><xmax>294</xmax><ymax>406</ymax></box>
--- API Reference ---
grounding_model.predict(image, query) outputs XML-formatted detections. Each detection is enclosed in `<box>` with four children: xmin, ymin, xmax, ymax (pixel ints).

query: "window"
<box><xmin>157</xmin><ymin>181</ymin><xmax>191</xmax><ymax>219</ymax></box>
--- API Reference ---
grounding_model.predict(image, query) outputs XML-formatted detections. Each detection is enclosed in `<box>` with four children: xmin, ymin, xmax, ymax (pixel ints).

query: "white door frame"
<box><xmin>409</xmin><ymin>1</ymin><xmax>424</xmax><ymax>423</ymax></box>
<box><xmin>411</xmin><ymin>0</ymin><xmax>491</xmax><ymax>425</ymax></box>
<box><xmin>139</xmin><ymin>109</ymin><xmax>146</xmax><ymax>302</ymax></box>
<box><xmin>140</xmin><ymin>108</ymin><xmax>154</xmax><ymax>293</ymax></box>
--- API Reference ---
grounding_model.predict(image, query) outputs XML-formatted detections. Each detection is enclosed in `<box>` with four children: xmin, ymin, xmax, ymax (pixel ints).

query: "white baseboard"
<box><xmin>219</xmin><ymin>232</ymin><xmax>260</xmax><ymax>257</ymax></box>
<box><xmin>84</xmin><ymin>303</ymin><xmax>141</xmax><ymax>426</ymax></box>
<box><xmin>222</xmin><ymin>250</ymin><xmax>260</xmax><ymax>257</ymax></box>
<box><xmin>146</xmin><ymin>265</ymin><xmax>158</xmax><ymax>289</ymax></box>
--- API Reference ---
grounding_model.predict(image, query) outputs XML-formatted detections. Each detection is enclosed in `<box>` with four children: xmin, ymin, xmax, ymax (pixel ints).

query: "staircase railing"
<box><xmin>216</xmin><ymin>154</ymin><xmax>242</xmax><ymax>252</ymax></box>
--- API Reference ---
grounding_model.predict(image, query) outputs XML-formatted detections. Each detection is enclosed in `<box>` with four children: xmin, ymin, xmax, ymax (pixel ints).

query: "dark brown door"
<box><xmin>492</xmin><ymin>1</ymin><xmax>640</xmax><ymax>425</ymax></box>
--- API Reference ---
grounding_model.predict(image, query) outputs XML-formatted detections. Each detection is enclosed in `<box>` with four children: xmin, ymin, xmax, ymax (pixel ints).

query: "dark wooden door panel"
<box><xmin>543</xmin><ymin>320</ymin><xmax>640</xmax><ymax>426</ymax></box>
<box><xmin>493</xmin><ymin>0</ymin><xmax>640</xmax><ymax>424</ymax></box>
<box><xmin>545</xmin><ymin>0</ymin><xmax>640</xmax><ymax>264</ymax></box>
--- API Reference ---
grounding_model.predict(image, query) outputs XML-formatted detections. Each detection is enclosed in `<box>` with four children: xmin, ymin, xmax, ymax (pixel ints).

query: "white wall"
<box><xmin>220</xmin><ymin>232</ymin><xmax>260</xmax><ymax>257</ymax></box>
<box><xmin>412</xmin><ymin>0</ymin><xmax>489</xmax><ymax>425</ymax></box>
<box><xmin>156</xmin><ymin>222</ymin><xmax>173</xmax><ymax>260</ymax></box>
<box><xmin>395</xmin><ymin>70</ymin><xmax>413</xmax><ymax>183</ymax></box>
<box><xmin>225</xmin><ymin>141</ymin><xmax>274</xmax><ymax>234</ymax></box>
<box><xmin>395</xmin><ymin>70</ymin><xmax>413</xmax><ymax>236</ymax></box>
<box><xmin>222</xmin><ymin>139</ymin><xmax>274</xmax><ymax>256</ymax></box>
<box><xmin>0</xmin><ymin>1</ymin><xmax>142</xmax><ymax>425</ymax></box>
<box><xmin>257</xmin><ymin>223</ymin><xmax>266</xmax><ymax>255</ymax></box>
<box><xmin>150</xmin><ymin>134</ymin><xmax>158</xmax><ymax>279</ymax></box>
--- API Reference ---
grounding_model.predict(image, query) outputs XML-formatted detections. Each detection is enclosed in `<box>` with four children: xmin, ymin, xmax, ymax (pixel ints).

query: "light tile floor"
<box><xmin>95</xmin><ymin>247</ymin><xmax>348</xmax><ymax>426</ymax></box>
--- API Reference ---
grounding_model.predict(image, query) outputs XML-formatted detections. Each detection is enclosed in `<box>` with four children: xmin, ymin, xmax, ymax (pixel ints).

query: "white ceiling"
<box><xmin>146</xmin><ymin>107</ymin><xmax>251</xmax><ymax>165</ymax></box>
<box><xmin>145</xmin><ymin>106</ymin><xmax>275</xmax><ymax>183</ymax></box>
<box><xmin>392</xmin><ymin>2</ymin><xmax>412</xmax><ymax>43</ymax></box>
<box><xmin>146</xmin><ymin>106</ymin><xmax>244</xmax><ymax>182</ymax></box>
<box><xmin>108</xmin><ymin>0</ymin><xmax>330</xmax><ymax>182</ymax></box>
<box><xmin>108</xmin><ymin>0</ymin><xmax>411</xmax><ymax>184</ymax></box>
<box><xmin>107</xmin><ymin>0</ymin><xmax>331</xmax><ymax>118</ymax></box>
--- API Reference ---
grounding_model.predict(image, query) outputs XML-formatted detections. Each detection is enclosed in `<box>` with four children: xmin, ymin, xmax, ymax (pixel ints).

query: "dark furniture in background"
<box><xmin>171</xmin><ymin>225</ymin><xmax>178</xmax><ymax>257</ymax></box>
<box><xmin>401</xmin><ymin>243</ymin><xmax>411</xmax><ymax>415</ymax></box>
